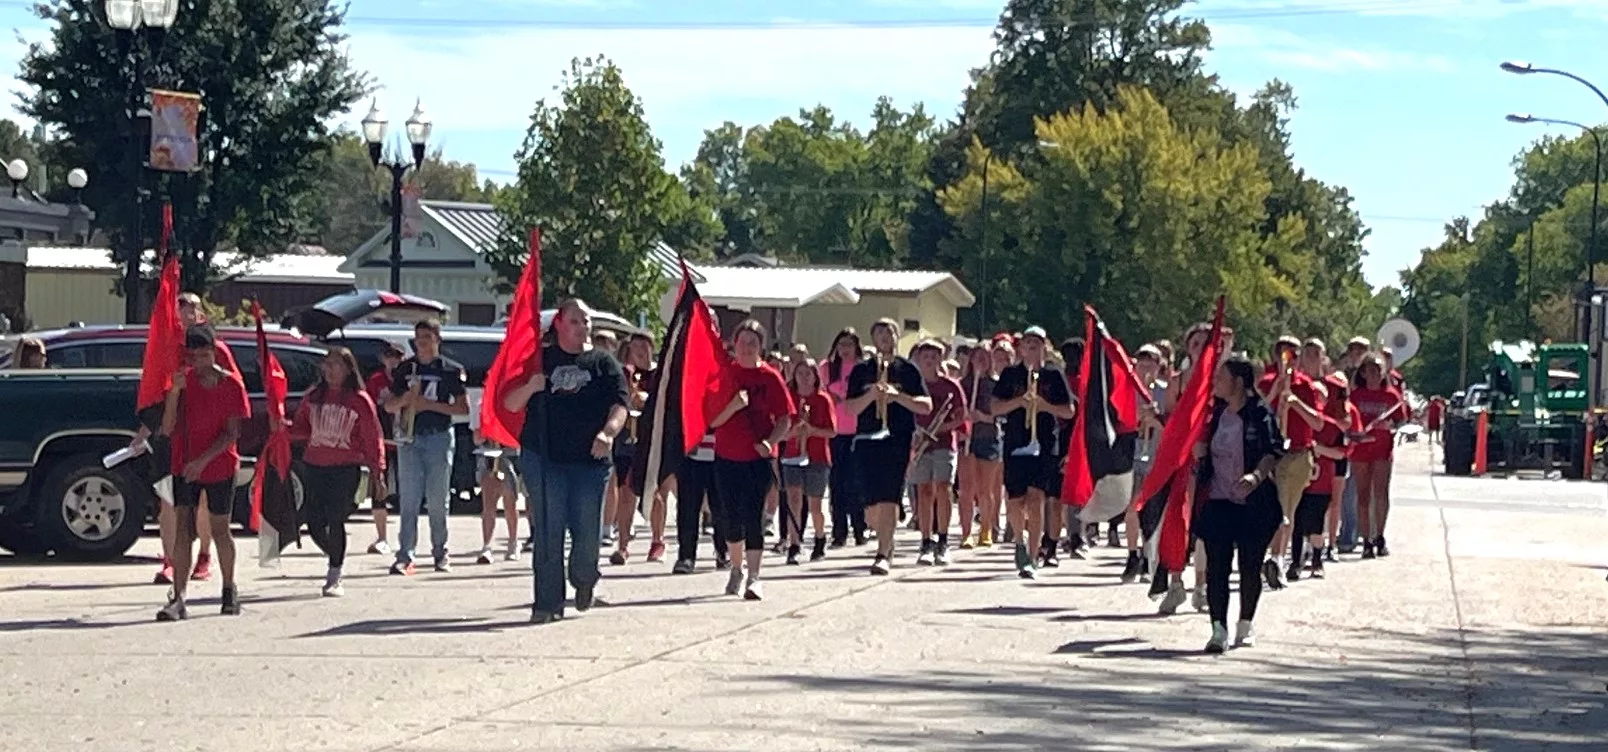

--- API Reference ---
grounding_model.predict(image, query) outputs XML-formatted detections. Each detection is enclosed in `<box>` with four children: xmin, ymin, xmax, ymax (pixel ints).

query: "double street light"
<box><xmin>105</xmin><ymin>0</ymin><xmax>179</xmax><ymax>323</ymax></box>
<box><xmin>360</xmin><ymin>99</ymin><xmax>432</xmax><ymax>295</ymax></box>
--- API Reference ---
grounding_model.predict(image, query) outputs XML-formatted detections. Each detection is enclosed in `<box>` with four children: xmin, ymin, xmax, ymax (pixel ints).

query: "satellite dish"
<box><xmin>1376</xmin><ymin>318</ymin><xmax>1420</xmax><ymax>367</ymax></box>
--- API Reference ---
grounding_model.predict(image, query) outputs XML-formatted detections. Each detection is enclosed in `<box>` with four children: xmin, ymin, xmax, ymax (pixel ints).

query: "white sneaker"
<box><xmin>869</xmin><ymin>555</ymin><xmax>891</xmax><ymax>576</ymax></box>
<box><xmin>322</xmin><ymin>579</ymin><xmax>345</xmax><ymax>598</ymax></box>
<box><xmin>1234</xmin><ymin>620</ymin><xmax>1256</xmax><ymax>648</ymax></box>
<box><xmin>917</xmin><ymin>548</ymin><xmax>935</xmax><ymax>566</ymax></box>
<box><xmin>367</xmin><ymin>539</ymin><xmax>391</xmax><ymax>556</ymax></box>
<box><xmin>476</xmin><ymin>547</ymin><xmax>494</xmax><ymax>565</ymax></box>
<box><xmin>1158</xmin><ymin>581</ymin><xmax>1188</xmax><ymax>615</ymax></box>
<box><xmin>725</xmin><ymin>568</ymin><xmax>745</xmax><ymax>596</ymax></box>
<box><xmin>503</xmin><ymin>544</ymin><xmax>520</xmax><ymax>563</ymax></box>
<box><xmin>1192</xmin><ymin>587</ymin><xmax>1209</xmax><ymax>612</ymax></box>
<box><xmin>1205</xmin><ymin>622</ymin><xmax>1228</xmax><ymax>654</ymax></box>
<box><xmin>743</xmin><ymin>578</ymin><xmax>763</xmax><ymax>601</ymax></box>
<box><xmin>934</xmin><ymin>545</ymin><xmax>951</xmax><ymax>566</ymax></box>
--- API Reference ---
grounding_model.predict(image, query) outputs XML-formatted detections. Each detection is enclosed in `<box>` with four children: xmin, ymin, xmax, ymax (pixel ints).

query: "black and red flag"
<box><xmin>480</xmin><ymin>228</ymin><xmax>543</xmax><ymax>448</ymax></box>
<box><xmin>1061</xmin><ymin>305</ymin><xmax>1144</xmax><ymax>508</ymax></box>
<box><xmin>136</xmin><ymin>204</ymin><xmax>182</xmax><ymax>425</ymax></box>
<box><xmin>249</xmin><ymin>299</ymin><xmax>298</xmax><ymax>566</ymax></box>
<box><xmin>630</xmin><ymin>258</ymin><xmax>730</xmax><ymax>500</ymax></box>
<box><xmin>1134</xmin><ymin>296</ymin><xmax>1227</xmax><ymax>577</ymax></box>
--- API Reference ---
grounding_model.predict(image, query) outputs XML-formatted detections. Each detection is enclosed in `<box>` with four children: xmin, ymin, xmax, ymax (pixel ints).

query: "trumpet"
<box><xmin>1013</xmin><ymin>367</ymin><xmax>1041</xmax><ymax>457</ymax></box>
<box><xmin>627</xmin><ymin>368</ymin><xmax>644</xmax><ymax>442</ymax></box>
<box><xmin>398</xmin><ymin>362</ymin><xmax>419</xmax><ymax>444</ymax></box>
<box><xmin>911</xmin><ymin>393</ymin><xmax>954</xmax><ymax>460</ymax></box>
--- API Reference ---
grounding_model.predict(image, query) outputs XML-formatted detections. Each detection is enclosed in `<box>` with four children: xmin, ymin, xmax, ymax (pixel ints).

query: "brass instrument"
<box><xmin>398</xmin><ymin>361</ymin><xmax>419</xmax><ymax>444</ymax></box>
<box><xmin>875</xmin><ymin>355</ymin><xmax>889</xmax><ymax>429</ymax></box>
<box><xmin>787</xmin><ymin>399</ymin><xmax>814</xmax><ymax>467</ymax></box>
<box><xmin>911</xmin><ymin>393</ymin><xmax>955</xmax><ymax>460</ymax></box>
<box><xmin>1012</xmin><ymin>367</ymin><xmax>1041</xmax><ymax>457</ymax></box>
<box><xmin>627</xmin><ymin>367</ymin><xmax>644</xmax><ymax>442</ymax></box>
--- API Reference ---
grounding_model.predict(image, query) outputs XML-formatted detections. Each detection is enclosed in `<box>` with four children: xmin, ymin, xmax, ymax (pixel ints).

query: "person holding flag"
<box><xmin>1061</xmin><ymin>309</ymin><xmax>1144</xmax><ymax>567</ymax></box>
<box><xmin>501</xmin><ymin>298</ymin><xmax>629</xmax><ymax>624</ymax></box>
<box><xmin>155</xmin><ymin>325</ymin><xmax>250</xmax><ymax>621</ymax></box>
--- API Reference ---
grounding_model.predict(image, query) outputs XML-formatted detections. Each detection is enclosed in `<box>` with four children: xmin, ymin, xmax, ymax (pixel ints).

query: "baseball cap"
<box><xmin>1135</xmin><ymin>343</ymin><xmax>1163</xmax><ymax>361</ymax></box>
<box><xmin>1347</xmin><ymin>336</ymin><xmax>1370</xmax><ymax>349</ymax></box>
<box><xmin>1021</xmin><ymin>326</ymin><xmax>1049</xmax><ymax>342</ymax></box>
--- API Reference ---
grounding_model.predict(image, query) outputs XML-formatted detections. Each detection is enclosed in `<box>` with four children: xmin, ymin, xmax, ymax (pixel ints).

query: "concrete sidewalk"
<box><xmin>0</xmin><ymin>443</ymin><xmax>1604</xmax><ymax>751</ymax></box>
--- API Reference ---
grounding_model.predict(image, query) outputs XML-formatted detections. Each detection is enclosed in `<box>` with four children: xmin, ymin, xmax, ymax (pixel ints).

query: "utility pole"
<box><xmin>1525</xmin><ymin>219</ymin><xmax>1535</xmax><ymax>339</ymax></box>
<box><xmin>1459</xmin><ymin>292</ymin><xmax>1471</xmax><ymax>388</ymax></box>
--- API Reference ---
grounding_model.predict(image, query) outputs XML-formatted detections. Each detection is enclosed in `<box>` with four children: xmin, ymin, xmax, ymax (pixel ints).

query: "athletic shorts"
<box><xmin>1274</xmin><ymin>450</ymin><xmax>1315</xmax><ymax>522</ymax></box>
<box><xmin>852</xmin><ymin>436</ymin><xmax>909</xmax><ymax>505</ymax></box>
<box><xmin>968</xmin><ymin>435</ymin><xmax>1003</xmax><ymax>462</ymax></box>
<box><xmin>174</xmin><ymin>478</ymin><xmax>233</xmax><ymax>516</ymax></box>
<box><xmin>909</xmin><ymin>449</ymin><xmax>957</xmax><ymax>485</ymax></box>
<box><xmin>612</xmin><ymin>442</ymin><xmax>636</xmax><ymax>482</ymax></box>
<box><xmin>1003</xmin><ymin>454</ymin><xmax>1059</xmax><ymax>498</ymax></box>
<box><xmin>476</xmin><ymin>449</ymin><xmax>518</xmax><ymax>479</ymax></box>
<box><xmin>1293</xmin><ymin>492</ymin><xmax>1330</xmax><ymax>538</ymax></box>
<box><xmin>781</xmin><ymin>462</ymin><xmax>829</xmax><ymax>497</ymax></box>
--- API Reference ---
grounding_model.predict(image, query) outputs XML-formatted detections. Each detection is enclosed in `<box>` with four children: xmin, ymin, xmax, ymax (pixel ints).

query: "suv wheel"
<box><xmin>34</xmin><ymin>453</ymin><xmax>146</xmax><ymax>561</ymax></box>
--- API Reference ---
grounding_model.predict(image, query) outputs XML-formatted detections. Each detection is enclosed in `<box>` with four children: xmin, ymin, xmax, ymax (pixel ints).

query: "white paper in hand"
<box><xmin>103</xmin><ymin>441</ymin><xmax>148</xmax><ymax>469</ymax></box>
<box><xmin>153</xmin><ymin>475</ymin><xmax>175</xmax><ymax>506</ymax></box>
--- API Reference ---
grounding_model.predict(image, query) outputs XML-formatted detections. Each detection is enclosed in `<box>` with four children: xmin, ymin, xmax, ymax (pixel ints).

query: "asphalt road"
<box><xmin>0</xmin><ymin>441</ymin><xmax>1604</xmax><ymax>751</ymax></box>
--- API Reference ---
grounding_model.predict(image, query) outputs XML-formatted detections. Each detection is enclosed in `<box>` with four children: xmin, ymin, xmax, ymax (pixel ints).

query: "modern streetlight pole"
<box><xmin>361</xmin><ymin>99</ymin><xmax>431</xmax><ymax>295</ymax></box>
<box><xmin>105</xmin><ymin>0</ymin><xmax>178</xmax><ymax>323</ymax></box>
<box><xmin>977</xmin><ymin>150</ymin><xmax>994</xmax><ymax>336</ymax></box>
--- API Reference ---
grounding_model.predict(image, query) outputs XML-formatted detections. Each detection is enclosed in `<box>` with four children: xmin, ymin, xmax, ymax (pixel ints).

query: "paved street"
<box><xmin>1</xmin><ymin>443</ymin><xmax>1605</xmax><ymax>751</ymax></box>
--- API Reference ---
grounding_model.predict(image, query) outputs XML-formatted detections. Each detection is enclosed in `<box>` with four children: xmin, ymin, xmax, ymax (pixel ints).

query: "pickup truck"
<box><xmin>0</xmin><ymin>369</ymin><xmax>156</xmax><ymax>559</ymax></box>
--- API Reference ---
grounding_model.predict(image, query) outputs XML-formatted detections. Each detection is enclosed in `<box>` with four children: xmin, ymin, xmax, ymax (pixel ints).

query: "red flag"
<box><xmin>1061</xmin><ymin>305</ymin><xmax>1142</xmax><ymax>507</ymax></box>
<box><xmin>629</xmin><ymin>258</ymin><xmax>730</xmax><ymax>499</ymax></box>
<box><xmin>136</xmin><ymin>204</ymin><xmax>181</xmax><ymax>413</ymax></box>
<box><xmin>1136</xmin><ymin>296</ymin><xmax>1227</xmax><ymax>574</ymax></box>
<box><xmin>248</xmin><ymin>300</ymin><xmax>295</xmax><ymax>554</ymax></box>
<box><xmin>479</xmin><ymin>227</ymin><xmax>543</xmax><ymax>448</ymax></box>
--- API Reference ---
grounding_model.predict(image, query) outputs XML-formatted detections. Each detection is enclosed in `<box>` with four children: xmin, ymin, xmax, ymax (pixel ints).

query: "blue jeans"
<box><xmin>520</xmin><ymin>452</ymin><xmax>610</xmax><ymax>615</ymax></box>
<box><xmin>396</xmin><ymin>430</ymin><xmax>454</xmax><ymax>564</ymax></box>
<box><xmin>1338</xmin><ymin>472</ymin><xmax>1359</xmax><ymax>549</ymax></box>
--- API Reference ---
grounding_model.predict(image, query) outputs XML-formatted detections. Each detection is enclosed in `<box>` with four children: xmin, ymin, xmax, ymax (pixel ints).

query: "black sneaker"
<box><xmin>522</xmin><ymin>537</ymin><xmax>534</xmax><ymax>553</ymax></box>
<box><xmin>1261</xmin><ymin>559</ymin><xmax>1285</xmax><ymax>591</ymax></box>
<box><xmin>810</xmin><ymin>536</ymin><xmax>827</xmax><ymax>562</ymax></box>
<box><xmin>220</xmin><ymin>586</ymin><xmax>242</xmax><ymax>616</ymax></box>
<box><xmin>530</xmin><ymin>609</ymin><xmax>562</xmax><ymax>625</ymax></box>
<box><xmin>1361</xmin><ymin>542</ymin><xmax>1377</xmax><ymax>560</ymax></box>
<box><xmin>1310</xmin><ymin>550</ymin><xmax>1326</xmax><ymax>579</ymax></box>
<box><xmin>1285</xmin><ymin>561</ymin><xmax>1301</xmax><ymax>583</ymax></box>
<box><xmin>1065</xmin><ymin>537</ymin><xmax>1085</xmax><ymax>561</ymax></box>
<box><xmin>786</xmin><ymin>544</ymin><xmax>801</xmax><ymax>566</ymax></box>
<box><xmin>1041</xmin><ymin>548</ymin><xmax>1061</xmax><ymax>568</ymax></box>
<box><xmin>1106</xmin><ymin>527</ymin><xmax>1121</xmax><ymax>548</ymax></box>
<box><xmin>853</xmin><ymin>531</ymin><xmax>870</xmax><ymax>547</ymax></box>
<box><xmin>714</xmin><ymin>554</ymin><xmax>732</xmax><ymax>571</ymax></box>
<box><xmin>155</xmin><ymin>596</ymin><xmax>187</xmax><ymax>622</ymax></box>
<box><xmin>1120</xmin><ymin>551</ymin><xmax>1144</xmax><ymax>584</ymax></box>
<box><xmin>672</xmin><ymin>559</ymin><xmax>695</xmax><ymax>575</ymax></box>
<box><xmin>575</xmin><ymin>583</ymin><xmax>596</xmax><ymax>612</ymax></box>
<box><xmin>1138</xmin><ymin>555</ymin><xmax>1151</xmax><ymax>583</ymax></box>
<box><xmin>829</xmin><ymin>535</ymin><xmax>847</xmax><ymax>550</ymax></box>
<box><xmin>1323</xmin><ymin>546</ymin><xmax>1338</xmax><ymax>563</ymax></box>
<box><xmin>1374</xmin><ymin>537</ymin><xmax>1390</xmax><ymax>557</ymax></box>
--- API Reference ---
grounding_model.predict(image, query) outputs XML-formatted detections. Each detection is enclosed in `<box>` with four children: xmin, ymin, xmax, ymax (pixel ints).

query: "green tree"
<box><xmin>491</xmin><ymin>56</ymin><xmax>714</xmax><ymax>316</ymax></box>
<box><xmin>17</xmin><ymin>0</ymin><xmax>368</xmax><ymax>306</ymax></box>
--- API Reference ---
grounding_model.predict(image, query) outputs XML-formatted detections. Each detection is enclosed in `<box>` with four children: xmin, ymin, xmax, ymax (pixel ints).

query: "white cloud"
<box><xmin>1209</xmin><ymin>23</ymin><xmax>1455</xmax><ymax>74</ymax></box>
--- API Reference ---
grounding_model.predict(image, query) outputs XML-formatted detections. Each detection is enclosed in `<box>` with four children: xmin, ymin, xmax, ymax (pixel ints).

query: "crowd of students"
<box><xmin>136</xmin><ymin>294</ymin><xmax>1414</xmax><ymax>653</ymax></box>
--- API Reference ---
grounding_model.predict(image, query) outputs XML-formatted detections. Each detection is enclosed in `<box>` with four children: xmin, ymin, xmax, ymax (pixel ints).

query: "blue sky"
<box><xmin>2</xmin><ymin>0</ymin><xmax>1606</xmax><ymax>289</ymax></box>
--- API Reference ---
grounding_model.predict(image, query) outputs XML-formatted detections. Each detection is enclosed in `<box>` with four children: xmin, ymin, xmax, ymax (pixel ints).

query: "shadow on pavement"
<box><xmin>295</xmin><ymin>617</ymin><xmax>528</xmax><ymax>637</ymax></box>
<box><xmin>752</xmin><ymin>627</ymin><xmax>1608</xmax><ymax>750</ymax></box>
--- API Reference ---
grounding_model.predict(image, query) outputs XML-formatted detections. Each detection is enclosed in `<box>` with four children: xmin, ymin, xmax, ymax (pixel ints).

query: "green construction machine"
<box><xmin>1443</xmin><ymin>340</ymin><xmax>1590</xmax><ymax>478</ymax></box>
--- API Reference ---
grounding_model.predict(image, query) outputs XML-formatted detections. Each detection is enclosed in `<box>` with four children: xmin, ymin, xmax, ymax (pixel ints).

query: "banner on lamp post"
<box><xmin>149</xmin><ymin>89</ymin><xmax>202</xmax><ymax>173</ymax></box>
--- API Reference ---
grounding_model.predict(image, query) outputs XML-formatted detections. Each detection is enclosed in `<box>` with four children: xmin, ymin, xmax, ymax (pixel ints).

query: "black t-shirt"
<box><xmin>962</xmin><ymin>373</ymin><xmax>1000</xmax><ymax>441</ymax></box>
<box><xmin>846</xmin><ymin>355</ymin><xmax>927</xmax><ymax>437</ymax></box>
<box><xmin>520</xmin><ymin>344</ymin><xmax>628</xmax><ymax>465</ymax></box>
<box><xmin>388</xmin><ymin>356</ymin><xmax>468</xmax><ymax>437</ymax></box>
<box><xmin>993</xmin><ymin>363</ymin><xmax>1072</xmax><ymax>455</ymax></box>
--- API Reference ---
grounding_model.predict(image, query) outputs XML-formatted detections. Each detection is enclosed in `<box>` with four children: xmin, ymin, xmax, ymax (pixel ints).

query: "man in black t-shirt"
<box><xmin>991</xmin><ymin>326</ymin><xmax>1075</xmax><ymax>580</ymax></box>
<box><xmin>845</xmin><ymin>318</ymin><xmax>932</xmax><ymax>575</ymax></box>
<box><xmin>503</xmin><ymin>299</ymin><xmax>629</xmax><ymax>624</ymax></box>
<box><xmin>384</xmin><ymin>319</ymin><xmax>469</xmax><ymax>575</ymax></box>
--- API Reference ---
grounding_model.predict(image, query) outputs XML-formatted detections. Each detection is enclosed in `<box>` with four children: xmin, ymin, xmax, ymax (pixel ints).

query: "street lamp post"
<box><xmin>977</xmin><ymin>150</ymin><xmax>994</xmax><ymax>336</ymax></box>
<box><xmin>106</xmin><ymin>0</ymin><xmax>178</xmax><ymax>324</ymax></box>
<box><xmin>361</xmin><ymin>99</ymin><xmax>431</xmax><ymax>295</ymax></box>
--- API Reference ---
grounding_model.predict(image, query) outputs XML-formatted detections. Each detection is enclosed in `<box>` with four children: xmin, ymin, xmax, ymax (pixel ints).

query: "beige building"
<box><xmin>660</xmin><ymin>259</ymin><xmax>975</xmax><ymax>356</ymax></box>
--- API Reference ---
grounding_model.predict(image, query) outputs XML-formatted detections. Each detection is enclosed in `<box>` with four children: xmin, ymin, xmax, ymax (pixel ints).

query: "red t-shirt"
<box><xmin>1350</xmin><ymin>385</ymin><xmax>1405</xmax><ymax>462</ymax></box>
<box><xmin>710</xmin><ymin>362</ymin><xmax>796</xmax><ymax>462</ymax></box>
<box><xmin>1306</xmin><ymin>407</ymin><xmax>1360</xmax><ymax>494</ymax></box>
<box><xmin>364</xmin><ymin>369</ymin><xmax>391</xmax><ymax>401</ymax></box>
<box><xmin>781</xmin><ymin>391</ymin><xmax>835</xmax><ymax>464</ymax></box>
<box><xmin>917</xmin><ymin>376</ymin><xmax>968</xmax><ymax>452</ymax></box>
<box><xmin>291</xmin><ymin>388</ymin><xmax>385</xmax><ymax>472</ymax></box>
<box><xmin>1427</xmin><ymin>398</ymin><xmax>1445</xmax><ymax>431</ymax></box>
<box><xmin>1259</xmin><ymin>369</ymin><xmax>1318</xmax><ymax>451</ymax></box>
<box><xmin>172</xmin><ymin>369</ymin><xmax>251</xmax><ymax>483</ymax></box>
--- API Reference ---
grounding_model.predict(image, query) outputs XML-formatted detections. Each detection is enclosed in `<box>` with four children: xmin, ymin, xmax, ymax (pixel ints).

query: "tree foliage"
<box><xmin>1398</xmin><ymin>130</ymin><xmax>1607</xmax><ymax>397</ymax></box>
<box><xmin>490</xmin><ymin>56</ymin><xmax>717</xmax><ymax>317</ymax></box>
<box><xmin>17</xmin><ymin>0</ymin><xmax>368</xmax><ymax>294</ymax></box>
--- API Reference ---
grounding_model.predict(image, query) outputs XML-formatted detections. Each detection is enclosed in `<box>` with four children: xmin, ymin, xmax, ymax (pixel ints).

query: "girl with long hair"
<box><xmin>289</xmin><ymin>347</ymin><xmax>386</xmax><ymax>597</ymax></box>
<box><xmin>1350</xmin><ymin>353</ymin><xmax>1406</xmax><ymax>558</ymax></box>
<box><xmin>821</xmin><ymin>327</ymin><xmax>867</xmax><ymax>547</ymax></box>
<box><xmin>781</xmin><ymin>359</ymin><xmax>835</xmax><ymax>564</ymax></box>
<box><xmin>610</xmin><ymin>333</ymin><xmax>666</xmax><ymax>565</ymax></box>
<box><xmin>1193</xmin><ymin>355</ymin><xmax>1285</xmax><ymax>653</ymax></box>
<box><xmin>958</xmin><ymin>343</ymin><xmax>1003</xmax><ymax>548</ymax></box>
